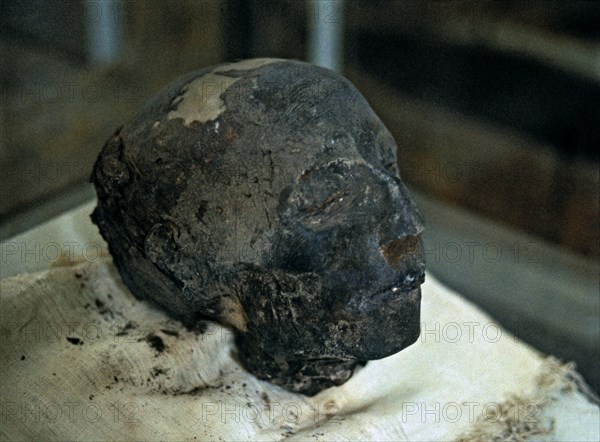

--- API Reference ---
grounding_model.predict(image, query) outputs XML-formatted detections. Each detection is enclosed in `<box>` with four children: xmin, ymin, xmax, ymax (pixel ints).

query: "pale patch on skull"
<box><xmin>167</xmin><ymin>73</ymin><xmax>239</xmax><ymax>125</ymax></box>
<box><xmin>167</xmin><ymin>58</ymin><xmax>285</xmax><ymax>126</ymax></box>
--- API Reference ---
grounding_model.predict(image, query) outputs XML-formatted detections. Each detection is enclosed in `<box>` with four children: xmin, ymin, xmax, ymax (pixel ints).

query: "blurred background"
<box><xmin>1</xmin><ymin>1</ymin><xmax>598</xmax><ymax>393</ymax></box>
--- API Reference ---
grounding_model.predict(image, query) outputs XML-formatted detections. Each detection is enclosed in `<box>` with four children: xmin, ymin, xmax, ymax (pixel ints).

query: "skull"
<box><xmin>91</xmin><ymin>59</ymin><xmax>425</xmax><ymax>395</ymax></box>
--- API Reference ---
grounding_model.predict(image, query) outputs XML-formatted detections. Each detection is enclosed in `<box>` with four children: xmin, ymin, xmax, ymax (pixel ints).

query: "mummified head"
<box><xmin>91</xmin><ymin>59</ymin><xmax>425</xmax><ymax>395</ymax></box>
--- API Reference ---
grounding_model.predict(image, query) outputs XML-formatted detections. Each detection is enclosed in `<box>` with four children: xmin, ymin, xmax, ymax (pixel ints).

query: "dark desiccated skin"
<box><xmin>91</xmin><ymin>59</ymin><xmax>425</xmax><ymax>396</ymax></box>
